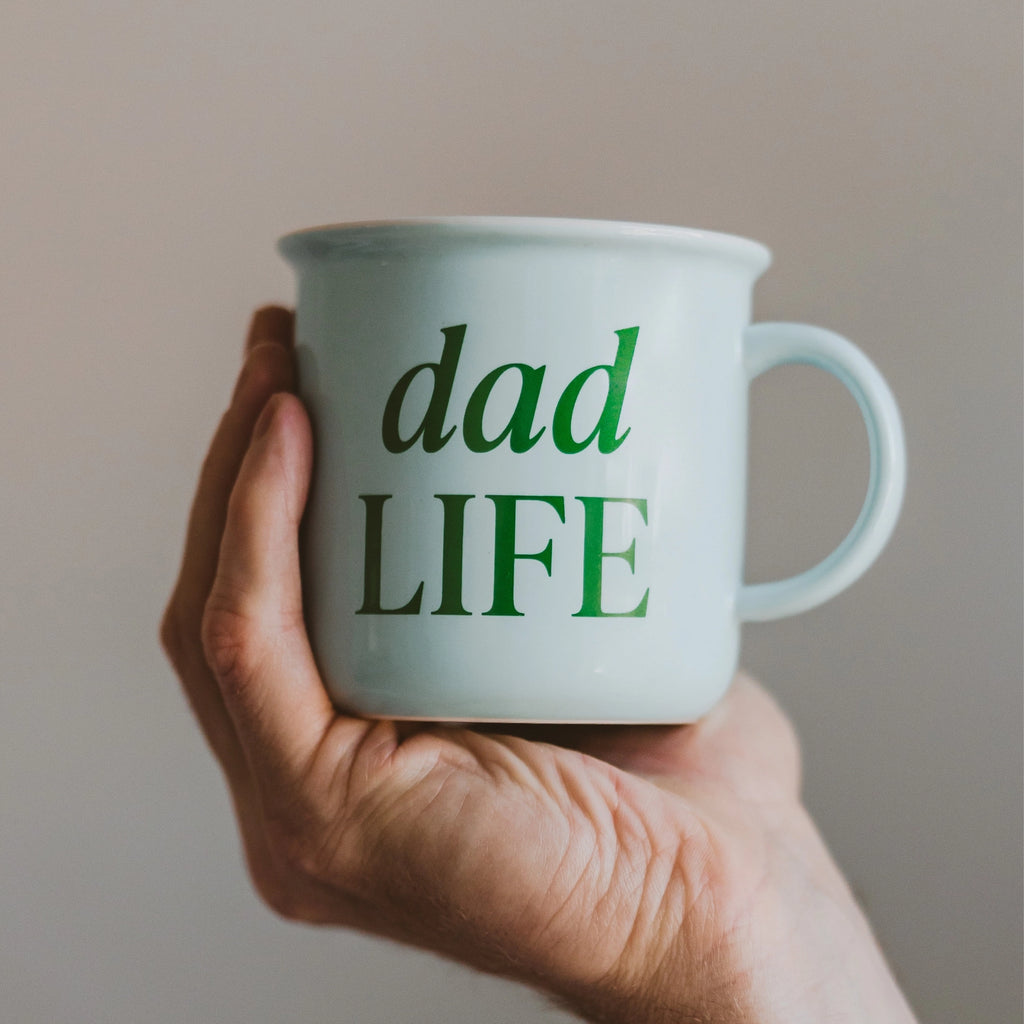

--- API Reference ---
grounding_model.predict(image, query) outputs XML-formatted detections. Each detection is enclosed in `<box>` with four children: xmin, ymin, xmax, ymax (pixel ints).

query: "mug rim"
<box><xmin>278</xmin><ymin>216</ymin><xmax>772</xmax><ymax>272</ymax></box>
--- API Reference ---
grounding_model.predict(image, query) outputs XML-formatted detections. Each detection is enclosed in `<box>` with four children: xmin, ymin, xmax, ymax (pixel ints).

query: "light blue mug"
<box><xmin>280</xmin><ymin>217</ymin><xmax>905</xmax><ymax>723</ymax></box>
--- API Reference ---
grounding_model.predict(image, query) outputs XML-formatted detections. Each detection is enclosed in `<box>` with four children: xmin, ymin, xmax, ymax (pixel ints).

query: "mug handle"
<box><xmin>737</xmin><ymin>322</ymin><xmax>907</xmax><ymax>622</ymax></box>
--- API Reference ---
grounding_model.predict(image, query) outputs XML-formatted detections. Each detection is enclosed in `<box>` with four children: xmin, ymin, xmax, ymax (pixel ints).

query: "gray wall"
<box><xmin>2</xmin><ymin>2</ymin><xmax>1020</xmax><ymax>1021</ymax></box>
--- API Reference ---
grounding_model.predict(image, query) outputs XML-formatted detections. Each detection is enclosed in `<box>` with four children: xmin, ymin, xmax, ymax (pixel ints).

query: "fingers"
<box><xmin>176</xmin><ymin>312</ymin><xmax>296</xmax><ymax>620</ymax></box>
<box><xmin>245</xmin><ymin>305</ymin><xmax>294</xmax><ymax>355</ymax></box>
<box><xmin>201</xmin><ymin>391</ymin><xmax>335</xmax><ymax>788</ymax></box>
<box><xmin>161</xmin><ymin>306</ymin><xmax>295</xmax><ymax>781</ymax></box>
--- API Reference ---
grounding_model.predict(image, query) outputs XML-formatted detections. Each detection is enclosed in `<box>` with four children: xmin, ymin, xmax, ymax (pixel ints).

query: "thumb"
<box><xmin>676</xmin><ymin>672</ymin><xmax>803</xmax><ymax>800</ymax></box>
<box><xmin>202</xmin><ymin>392</ymin><xmax>334</xmax><ymax>783</ymax></box>
<box><xmin>538</xmin><ymin>674</ymin><xmax>803</xmax><ymax>803</ymax></box>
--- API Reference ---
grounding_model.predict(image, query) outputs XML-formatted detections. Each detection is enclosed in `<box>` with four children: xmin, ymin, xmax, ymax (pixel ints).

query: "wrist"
<box><xmin>547</xmin><ymin>803</ymin><xmax>918</xmax><ymax>1024</ymax></box>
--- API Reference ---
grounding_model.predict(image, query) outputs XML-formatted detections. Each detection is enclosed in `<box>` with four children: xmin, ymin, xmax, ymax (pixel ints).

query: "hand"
<box><xmin>161</xmin><ymin>307</ymin><xmax>918</xmax><ymax>1024</ymax></box>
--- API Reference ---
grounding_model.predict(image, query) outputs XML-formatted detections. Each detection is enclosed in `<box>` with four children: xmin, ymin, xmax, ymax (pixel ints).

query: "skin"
<box><xmin>160</xmin><ymin>306</ymin><xmax>919</xmax><ymax>1023</ymax></box>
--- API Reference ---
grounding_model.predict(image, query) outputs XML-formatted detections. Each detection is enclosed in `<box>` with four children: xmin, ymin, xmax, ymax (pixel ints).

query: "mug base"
<box><xmin>351</xmin><ymin>713</ymin><xmax>705</xmax><ymax>725</ymax></box>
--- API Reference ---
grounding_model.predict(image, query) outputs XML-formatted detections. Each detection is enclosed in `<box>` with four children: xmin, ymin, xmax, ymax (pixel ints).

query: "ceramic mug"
<box><xmin>279</xmin><ymin>217</ymin><xmax>905</xmax><ymax>723</ymax></box>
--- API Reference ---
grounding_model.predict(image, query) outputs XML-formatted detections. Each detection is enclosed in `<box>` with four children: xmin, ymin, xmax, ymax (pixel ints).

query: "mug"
<box><xmin>279</xmin><ymin>217</ymin><xmax>905</xmax><ymax>723</ymax></box>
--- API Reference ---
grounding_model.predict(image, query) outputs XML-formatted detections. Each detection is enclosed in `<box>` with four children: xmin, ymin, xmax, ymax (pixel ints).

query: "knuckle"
<box><xmin>263</xmin><ymin>889</ymin><xmax>309</xmax><ymax>923</ymax></box>
<box><xmin>238</xmin><ymin>802</ymin><xmax>336</xmax><ymax>924</ymax></box>
<box><xmin>263</xmin><ymin>806</ymin><xmax>333</xmax><ymax>887</ymax></box>
<box><xmin>200</xmin><ymin>595</ymin><xmax>264</xmax><ymax>696</ymax></box>
<box><xmin>249</xmin><ymin>858</ymin><xmax>308</xmax><ymax>922</ymax></box>
<box><xmin>260</xmin><ymin>792</ymin><xmax>368</xmax><ymax>902</ymax></box>
<box><xmin>246</xmin><ymin>852</ymin><xmax>310</xmax><ymax>922</ymax></box>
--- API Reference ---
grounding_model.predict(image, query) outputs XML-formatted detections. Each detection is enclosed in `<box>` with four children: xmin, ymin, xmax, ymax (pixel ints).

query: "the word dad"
<box><xmin>381</xmin><ymin>324</ymin><xmax>639</xmax><ymax>455</ymax></box>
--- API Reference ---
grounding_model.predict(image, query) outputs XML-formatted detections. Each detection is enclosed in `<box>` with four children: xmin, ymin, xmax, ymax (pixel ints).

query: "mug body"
<box><xmin>280</xmin><ymin>218</ymin><xmax>771</xmax><ymax>722</ymax></box>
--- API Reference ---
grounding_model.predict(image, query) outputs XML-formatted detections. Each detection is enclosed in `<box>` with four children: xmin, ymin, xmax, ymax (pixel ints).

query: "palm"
<box><xmin>228</xmin><ymin>674</ymin><xmax>863</xmax><ymax>1021</ymax></box>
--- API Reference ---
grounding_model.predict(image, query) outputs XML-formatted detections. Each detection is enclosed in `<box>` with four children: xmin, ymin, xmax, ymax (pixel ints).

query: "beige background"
<box><xmin>2</xmin><ymin>1</ymin><xmax>1020</xmax><ymax>1021</ymax></box>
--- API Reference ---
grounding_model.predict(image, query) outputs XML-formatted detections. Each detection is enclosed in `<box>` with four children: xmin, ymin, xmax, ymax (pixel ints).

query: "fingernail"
<box><xmin>246</xmin><ymin>306</ymin><xmax>293</xmax><ymax>352</ymax></box>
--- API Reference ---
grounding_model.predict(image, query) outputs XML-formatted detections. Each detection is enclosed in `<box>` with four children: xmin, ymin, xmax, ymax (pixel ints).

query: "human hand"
<box><xmin>160</xmin><ymin>306</ymin><xmax>918</xmax><ymax>1024</ymax></box>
